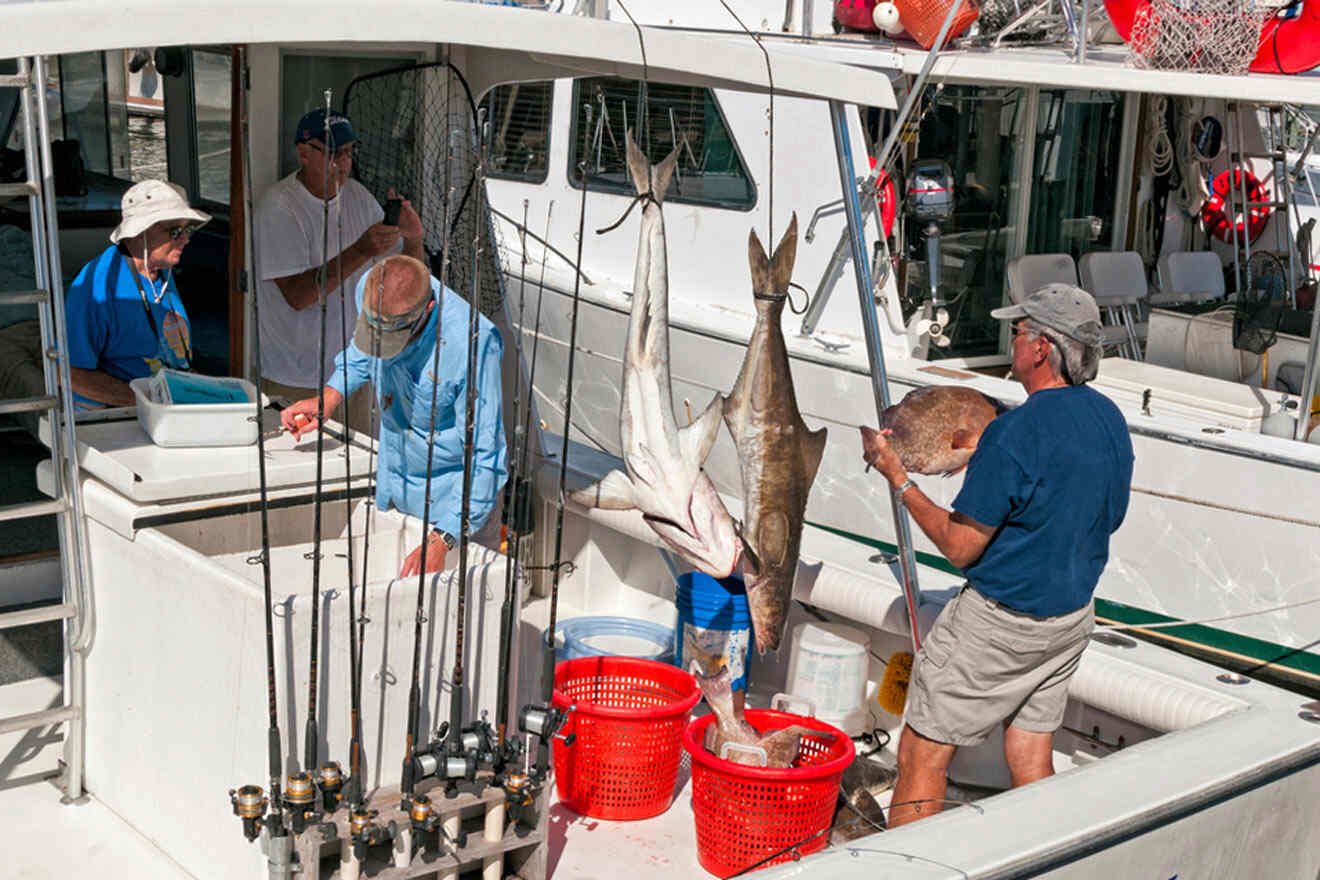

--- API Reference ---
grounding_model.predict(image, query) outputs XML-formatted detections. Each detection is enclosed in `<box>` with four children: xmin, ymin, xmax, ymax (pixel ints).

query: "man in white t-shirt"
<box><xmin>255</xmin><ymin>107</ymin><xmax>424</xmax><ymax>433</ymax></box>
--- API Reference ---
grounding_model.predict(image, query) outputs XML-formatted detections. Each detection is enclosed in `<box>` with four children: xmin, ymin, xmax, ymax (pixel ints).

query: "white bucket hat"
<box><xmin>109</xmin><ymin>180</ymin><xmax>211</xmax><ymax>244</ymax></box>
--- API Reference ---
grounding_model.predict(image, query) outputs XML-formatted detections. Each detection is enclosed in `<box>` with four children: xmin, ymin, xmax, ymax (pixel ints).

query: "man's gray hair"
<box><xmin>1022</xmin><ymin>319</ymin><xmax>1100</xmax><ymax>385</ymax></box>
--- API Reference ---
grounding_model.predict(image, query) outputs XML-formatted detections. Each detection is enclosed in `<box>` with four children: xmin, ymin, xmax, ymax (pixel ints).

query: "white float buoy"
<box><xmin>873</xmin><ymin>2</ymin><xmax>903</xmax><ymax>34</ymax></box>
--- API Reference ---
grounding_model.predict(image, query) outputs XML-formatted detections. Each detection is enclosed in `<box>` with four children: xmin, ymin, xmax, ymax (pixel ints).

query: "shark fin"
<box><xmin>680</xmin><ymin>394</ymin><xmax>724</xmax><ymax>466</ymax></box>
<box><xmin>769</xmin><ymin>213</ymin><xmax>799</xmax><ymax>294</ymax></box>
<box><xmin>567</xmin><ymin>469</ymin><xmax>637</xmax><ymax>511</ymax></box>
<box><xmin>801</xmin><ymin>425</ymin><xmax>828</xmax><ymax>484</ymax></box>
<box><xmin>748</xmin><ymin>227</ymin><xmax>770</xmax><ymax>295</ymax></box>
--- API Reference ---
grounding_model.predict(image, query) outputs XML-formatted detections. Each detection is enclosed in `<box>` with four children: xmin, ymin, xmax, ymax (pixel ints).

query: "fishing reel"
<box><xmin>503</xmin><ymin>770</ymin><xmax>537</xmax><ymax>829</ymax></box>
<box><xmin>413</xmin><ymin>721</ymin><xmax>480</xmax><ymax>796</ymax></box>
<box><xmin>519</xmin><ymin>702</ymin><xmax>575</xmax><ymax>781</ymax></box>
<box><xmin>230</xmin><ymin>784</ymin><xmax>269</xmax><ymax>842</ymax></box>
<box><xmin>282</xmin><ymin>772</ymin><xmax>321</xmax><ymax>836</ymax></box>
<box><xmin>348</xmin><ymin>807</ymin><xmax>393</xmax><ymax>859</ymax></box>
<box><xmin>317</xmin><ymin>761</ymin><xmax>345</xmax><ymax>813</ymax></box>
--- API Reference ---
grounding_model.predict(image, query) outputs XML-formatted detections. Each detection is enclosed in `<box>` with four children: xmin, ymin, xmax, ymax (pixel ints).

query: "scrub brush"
<box><xmin>875</xmin><ymin>650</ymin><xmax>913</xmax><ymax>717</ymax></box>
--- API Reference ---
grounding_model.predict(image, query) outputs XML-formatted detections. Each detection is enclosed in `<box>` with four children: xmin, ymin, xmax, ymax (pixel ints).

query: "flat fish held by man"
<box><xmin>568</xmin><ymin>133</ymin><xmax>741</xmax><ymax>579</ymax></box>
<box><xmin>861</xmin><ymin>385</ymin><xmax>1004</xmax><ymax>476</ymax></box>
<box><xmin>720</xmin><ymin>215</ymin><xmax>827</xmax><ymax>654</ymax></box>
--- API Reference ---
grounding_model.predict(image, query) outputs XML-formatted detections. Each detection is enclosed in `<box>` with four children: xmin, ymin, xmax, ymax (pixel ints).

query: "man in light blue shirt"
<box><xmin>282</xmin><ymin>255</ymin><xmax>507</xmax><ymax>577</ymax></box>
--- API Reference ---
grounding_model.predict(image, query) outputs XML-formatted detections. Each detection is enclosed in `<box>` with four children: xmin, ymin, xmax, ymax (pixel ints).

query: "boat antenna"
<box><xmin>399</xmin><ymin>114</ymin><xmax>461</xmax><ymax>813</ymax></box>
<box><xmin>230</xmin><ymin>43</ymin><xmax>290</xmax><ymax>859</ymax></box>
<box><xmin>526</xmin><ymin>103</ymin><xmax>598</xmax><ymax>781</ymax></box>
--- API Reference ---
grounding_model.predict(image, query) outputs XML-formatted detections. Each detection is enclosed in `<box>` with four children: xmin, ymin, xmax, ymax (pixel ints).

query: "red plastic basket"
<box><xmin>552</xmin><ymin>656</ymin><xmax>701</xmax><ymax>820</ymax></box>
<box><xmin>683</xmin><ymin>709</ymin><xmax>855</xmax><ymax>878</ymax></box>
<box><xmin>892</xmin><ymin>0</ymin><xmax>980</xmax><ymax>48</ymax></box>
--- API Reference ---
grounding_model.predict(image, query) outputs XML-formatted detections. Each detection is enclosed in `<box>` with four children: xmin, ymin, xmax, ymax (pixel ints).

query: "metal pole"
<box><xmin>1295</xmin><ymin>302</ymin><xmax>1320</xmax><ymax>441</ymax></box>
<box><xmin>828</xmin><ymin>100</ymin><xmax>923</xmax><ymax>652</ymax></box>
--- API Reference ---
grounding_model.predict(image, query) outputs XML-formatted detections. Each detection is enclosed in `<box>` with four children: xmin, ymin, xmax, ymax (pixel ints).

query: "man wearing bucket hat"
<box><xmin>280</xmin><ymin>255</ymin><xmax>507</xmax><ymax>578</ymax></box>
<box><xmin>255</xmin><ymin>107</ymin><xmax>424</xmax><ymax>434</ymax></box>
<box><xmin>860</xmin><ymin>282</ymin><xmax>1133</xmax><ymax>827</ymax></box>
<box><xmin>0</xmin><ymin>179</ymin><xmax>209</xmax><ymax>426</ymax></box>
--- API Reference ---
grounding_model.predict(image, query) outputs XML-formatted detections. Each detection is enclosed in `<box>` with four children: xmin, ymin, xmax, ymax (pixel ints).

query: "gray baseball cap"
<box><xmin>991</xmin><ymin>282</ymin><xmax>1104</xmax><ymax>347</ymax></box>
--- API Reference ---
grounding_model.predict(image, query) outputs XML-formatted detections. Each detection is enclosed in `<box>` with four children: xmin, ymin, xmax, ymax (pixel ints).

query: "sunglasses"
<box><xmin>306</xmin><ymin>142</ymin><xmax>357</xmax><ymax>162</ymax></box>
<box><xmin>163</xmin><ymin>224</ymin><xmax>198</xmax><ymax>241</ymax></box>
<box><xmin>365</xmin><ymin>294</ymin><xmax>432</xmax><ymax>338</ymax></box>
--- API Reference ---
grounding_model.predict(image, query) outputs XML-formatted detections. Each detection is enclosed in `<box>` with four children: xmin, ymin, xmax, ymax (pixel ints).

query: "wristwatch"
<box><xmin>432</xmin><ymin>529</ymin><xmax>457</xmax><ymax>550</ymax></box>
<box><xmin>895</xmin><ymin>478</ymin><xmax>917</xmax><ymax>498</ymax></box>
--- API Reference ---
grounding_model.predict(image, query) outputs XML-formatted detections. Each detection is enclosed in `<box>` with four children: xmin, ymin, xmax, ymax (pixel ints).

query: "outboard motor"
<box><xmin>906</xmin><ymin>159</ymin><xmax>956</xmax><ymax>347</ymax></box>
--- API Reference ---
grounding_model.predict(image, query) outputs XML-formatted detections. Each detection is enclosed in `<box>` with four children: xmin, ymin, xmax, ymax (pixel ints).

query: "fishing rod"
<box><xmin>400</xmin><ymin>124</ymin><xmax>462</xmax><ymax>814</ymax></box>
<box><xmin>230</xmin><ymin>45</ymin><xmax>292</xmax><ymax>866</ymax></box>
<box><xmin>522</xmin><ymin>104</ymin><xmax>598</xmax><ymax>781</ymax></box>
<box><xmin>300</xmin><ymin>89</ymin><xmax>341</xmax><ymax>811</ymax></box>
<box><xmin>492</xmin><ymin>198</ymin><xmax>532</xmax><ymax>777</ymax></box>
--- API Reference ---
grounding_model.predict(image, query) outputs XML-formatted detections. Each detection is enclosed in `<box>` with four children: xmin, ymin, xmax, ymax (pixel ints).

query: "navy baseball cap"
<box><xmin>294</xmin><ymin>108</ymin><xmax>359</xmax><ymax>148</ymax></box>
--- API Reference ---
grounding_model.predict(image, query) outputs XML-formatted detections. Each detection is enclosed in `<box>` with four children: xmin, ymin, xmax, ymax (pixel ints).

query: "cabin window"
<box><xmin>566</xmin><ymin>77</ymin><xmax>755</xmax><ymax>210</ymax></box>
<box><xmin>903</xmin><ymin>85</ymin><xmax>1028</xmax><ymax>360</ymax></box>
<box><xmin>479</xmin><ymin>82</ymin><xmax>552</xmax><ymax>183</ymax></box>
<box><xmin>1024</xmin><ymin>90</ymin><xmax>1125</xmax><ymax>261</ymax></box>
<box><xmin>192</xmin><ymin>49</ymin><xmax>232</xmax><ymax>206</ymax></box>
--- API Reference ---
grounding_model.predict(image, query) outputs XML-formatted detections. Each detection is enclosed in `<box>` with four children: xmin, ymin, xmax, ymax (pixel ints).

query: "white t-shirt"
<box><xmin>255</xmin><ymin>172</ymin><xmax>394</xmax><ymax>388</ymax></box>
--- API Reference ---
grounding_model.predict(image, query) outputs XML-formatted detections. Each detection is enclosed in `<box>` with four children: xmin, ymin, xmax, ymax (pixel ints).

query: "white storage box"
<box><xmin>130</xmin><ymin>375</ymin><xmax>262</xmax><ymax>447</ymax></box>
<box><xmin>1091</xmin><ymin>356</ymin><xmax>1265</xmax><ymax>432</ymax></box>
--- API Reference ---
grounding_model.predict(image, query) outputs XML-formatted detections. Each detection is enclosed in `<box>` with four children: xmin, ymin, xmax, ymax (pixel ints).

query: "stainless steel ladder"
<box><xmin>0</xmin><ymin>55</ymin><xmax>92</xmax><ymax>804</ymax></box>
<box><xmin>1227</xmin><ymin>102</ymin><xmax>1300</xmax><ymax>303</ymax></box>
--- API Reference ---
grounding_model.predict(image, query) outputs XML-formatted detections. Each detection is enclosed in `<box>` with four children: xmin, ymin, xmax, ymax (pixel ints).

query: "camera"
<box><xmin>383</xmin><ymin>197</ymin><xmax>402</xmax><ymax>226</ymax></box>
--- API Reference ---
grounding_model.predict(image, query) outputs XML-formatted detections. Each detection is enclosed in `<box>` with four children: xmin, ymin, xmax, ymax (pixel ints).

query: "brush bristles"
<box><xmin>876</xmin><ymin>651</ymin><xmax>913</xmax><ymax>717</ymax></box>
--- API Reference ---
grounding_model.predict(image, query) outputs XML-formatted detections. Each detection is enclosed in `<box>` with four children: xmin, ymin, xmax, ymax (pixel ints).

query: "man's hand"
<box><xmin>355</xmin><ymin>223</ymin><xmax>402</xmax><ymax>260</ymax></box>
<box><xmin>860</xmin><ymin>425</ymin><xmax>907</xmax><ymax>489</ymax></box>
<box><xmin>399</xmin><ymin>530</ymin><xmax>449</xmax><ymax>578</ymax></box>
<box><xmin>280</xmin><ymin>386</ymin><xmax>344</xmax><ymax>439</ymax></box>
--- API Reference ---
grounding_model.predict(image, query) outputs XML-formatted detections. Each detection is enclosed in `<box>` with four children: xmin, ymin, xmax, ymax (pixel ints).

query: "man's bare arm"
<box><xmin>895</xmin><ymin>485</ymin><xmax>995</xmax><ymax>570</ymax></box>
<box><xmin>69</xmin><ymin>367</ymin><xmax>135</xmax><ymax>407</ymax></box>
<box><xmin>271</xmin><ymin>224</ymin><xmax>401</xmax><ymax>311</ymax></box>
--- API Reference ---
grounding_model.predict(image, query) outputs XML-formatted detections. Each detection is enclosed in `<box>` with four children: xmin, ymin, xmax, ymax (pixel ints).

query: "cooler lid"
<box><xmin>1092</xmin><ymin>357</ymin><xmax>1266</xmax><ymax>420</ymax></box>
<box><xmin>40</xmin><ymin>408</ymin><xmax>376</xmax><ymax>504</ymax></box>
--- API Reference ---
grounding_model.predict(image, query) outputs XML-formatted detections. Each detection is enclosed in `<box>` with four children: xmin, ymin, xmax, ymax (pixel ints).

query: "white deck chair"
<box><xmin>1079</xmin><ymin>251</ymin><xmax>1147</xmax><ymax>360</ymax></box>
<box><xmin>1005</xmin><ymin>253</ymin><xmax>1078</xmax><ymax>304</ymax></box>
<box><xmin>1155</xmin><ymin>252</ymin><xmax>1225</xmax><ymax>306</ymax></box>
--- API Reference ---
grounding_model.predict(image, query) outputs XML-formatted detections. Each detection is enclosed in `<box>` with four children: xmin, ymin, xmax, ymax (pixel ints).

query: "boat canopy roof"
<box><xmin>0</xmin><ymin>0</ymin><xmax>897</xmax><ymax>108</ymax></box>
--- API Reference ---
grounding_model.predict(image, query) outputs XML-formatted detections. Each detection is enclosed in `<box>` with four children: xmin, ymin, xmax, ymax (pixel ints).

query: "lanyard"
<box><xmin>129</xmin><ymin>263</ymin><xmax>192</xmax><ymax>367</ymax></box>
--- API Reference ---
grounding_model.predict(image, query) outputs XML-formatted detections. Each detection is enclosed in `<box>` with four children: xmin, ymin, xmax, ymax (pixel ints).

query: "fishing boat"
<box><xmin>472</xmin><ymin>0</ymin><xmax>1320</xmax><ymax>689</ymax></box>
<box><xmin>0</xmin><ymin>1</ymin><xmax>1319</xmax><ymax>879</ymax></box>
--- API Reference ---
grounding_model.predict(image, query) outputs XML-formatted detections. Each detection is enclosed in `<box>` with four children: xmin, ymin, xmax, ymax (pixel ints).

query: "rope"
<box><xmin>595</xmin><ymin>190</ymin><xmax>661</xmax><ymax>236</ymax></box>
<box><xmin>1148</xmin><ymin>95</ymin><xmax>1174</xmax><ymax>179</ymax></box>
<box><xmin>1096</xmin><ymin>594</ymin><xmax>1320</xmax><ymax>632</ymax></box>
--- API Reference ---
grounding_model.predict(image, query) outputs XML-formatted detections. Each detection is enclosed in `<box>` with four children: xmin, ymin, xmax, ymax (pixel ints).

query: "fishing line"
<box><xmin>487</xmin><ymin>205</ymin><xmax>590</xmax><ymax>285</ymax></box>
<box><xmin>612</xmin><ymin>0</ymin><xmax>651</xmax><ymax>155</ymax></box>
<box><xmin>304</xmin><ymin>88</ymin><xmax>335</xmax><ymax>777</ymax></box>
<box><xmin>238</xmin><ymin>42</ymin><xmax>285</xmax><ymax>833</ymax></box>
<box><xmin>1094</xmin><ymin>595</ymin><xmax>1320</xmax><ymax>631</ymax></box>
<box><xmin>540</xmin><ymin>103</ymin><xmax>601</xmax><ymax>774</ymax></box>
<box><xmin>714</xmin><ymin>0</ymin><xmax>776</xmax><ymax>249</ymax></box>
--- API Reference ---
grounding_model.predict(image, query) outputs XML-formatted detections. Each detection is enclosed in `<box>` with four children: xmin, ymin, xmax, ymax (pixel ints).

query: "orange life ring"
<box><xmin>868</xmin><ymin>157</ymin><xmax>897</xmax><ymax>238</ymax></box>
<box><xmin>1201</xmin><ymin>168</ymin><xmax>1270</xmax><ymax>244</ymax></box>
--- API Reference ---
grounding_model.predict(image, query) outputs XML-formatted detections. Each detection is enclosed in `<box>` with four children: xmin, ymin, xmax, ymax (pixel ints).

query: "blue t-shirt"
<box><xmin>952</xmin><ymin>385</ymin><xmax>1133</xmax><ymax>617</ymax></box>
<box><xmin>328</xmin><ymin>273</ymin><xmax>508</xmax><ymax>540</ymax></box>
<box><xmin>64</xmin><ymin>245</ymin><xmax>192</xmax><ymax>406</ymax></box>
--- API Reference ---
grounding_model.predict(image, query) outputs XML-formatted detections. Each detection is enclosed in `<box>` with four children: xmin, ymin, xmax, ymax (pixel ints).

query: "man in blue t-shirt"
<box><xmin>861</xmin><ymin>282</ymin><xmax>1133</xmax><ymax>828</ymax></box>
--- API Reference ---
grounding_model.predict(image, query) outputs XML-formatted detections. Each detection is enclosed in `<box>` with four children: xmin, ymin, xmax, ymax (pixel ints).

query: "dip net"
<box><xmin>344</xmin><ymin>63</ymin><xmax>508</xmax><ymax>320</ymax></box>
<box><xmin>1125</xmin><ymin>0</ymin><xmax>1271</xmax><ymax>75</ymax></box>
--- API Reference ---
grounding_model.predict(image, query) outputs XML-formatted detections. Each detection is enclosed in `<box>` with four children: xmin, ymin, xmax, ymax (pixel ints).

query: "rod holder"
<box><xmin>260</xmin><ymin>823</ymin><xmax>296</xmax><ymax>880</ymax></box>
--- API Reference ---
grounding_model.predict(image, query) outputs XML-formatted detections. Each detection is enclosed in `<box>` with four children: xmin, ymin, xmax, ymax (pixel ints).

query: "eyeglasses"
<box><xmin>306</xmin><ymin>142</ymin><xmax>356</xmax><ymax>163</ymax></box>
<box><xmin>164</xmin><ymin>224</ymin><xmax>198</xmax><ymax>241</ymax></box>
<box><xmin>1011</xmin><ymin>323</ymin><xmax>1040</xmax><ymax>339</ymax></box>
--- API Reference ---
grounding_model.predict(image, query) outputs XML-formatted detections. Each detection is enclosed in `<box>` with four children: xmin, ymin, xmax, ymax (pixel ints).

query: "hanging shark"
<box><xmin>722</xmin><ymin>215</ymin><xmax>828</xmax><ymax>653</ymax></box>
<box><xmin>568</xmin><ymin>134</ymin><xmax>740</xmax><ymax>578</ymax></box>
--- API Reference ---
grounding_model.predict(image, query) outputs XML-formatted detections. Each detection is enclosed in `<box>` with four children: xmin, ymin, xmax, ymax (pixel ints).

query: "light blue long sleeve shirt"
<box><xmin>328</xmin><ymin>273</ymin><xmax>507</xmax><ymax>540</ymax></box>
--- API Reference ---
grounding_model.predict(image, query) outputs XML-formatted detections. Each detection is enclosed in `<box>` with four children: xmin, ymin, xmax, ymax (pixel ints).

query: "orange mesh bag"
<box><xmin>893</xmin><ymin>0</ymin><xmax>980</xmax><ymax>48</ymax></box>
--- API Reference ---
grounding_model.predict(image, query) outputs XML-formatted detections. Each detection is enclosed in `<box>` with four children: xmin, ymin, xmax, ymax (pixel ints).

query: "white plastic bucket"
<box><xmin>785</xmin><ymin>622</ymin><xmax>869</xmax><ymax>735</ymax></box>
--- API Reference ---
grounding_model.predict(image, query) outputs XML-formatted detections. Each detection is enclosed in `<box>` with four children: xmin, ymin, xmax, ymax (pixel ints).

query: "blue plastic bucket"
<box><xmin>675</xmin><ymin>572</ymin><xmax>751</xmax><ymax>691</ymax></box>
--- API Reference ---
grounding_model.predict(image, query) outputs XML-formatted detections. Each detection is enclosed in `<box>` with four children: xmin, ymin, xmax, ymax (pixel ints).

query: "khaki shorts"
<box><xmin>905</xmin><ymin>586</ymin><xmax>1094</xmax><ymax>746</ymax></box>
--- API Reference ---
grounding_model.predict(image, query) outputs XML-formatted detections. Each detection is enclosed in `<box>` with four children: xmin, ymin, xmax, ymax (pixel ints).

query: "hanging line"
<box><xmin>613</xmin><ymin>0</ymin><xmax>651</xmax><ymax>156</ymax></box>
<box><xmin>595</xmin><ymin>190</ymin><xmax>661</xmax><ymax>236</ymax></box>
<box><xmin>715</xmin><ymin>0</ymin><xmax>775</xmax><ymax>249</ymax></box>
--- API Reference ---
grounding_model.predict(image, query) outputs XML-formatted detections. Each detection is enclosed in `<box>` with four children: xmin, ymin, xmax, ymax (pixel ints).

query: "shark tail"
<box><xmin>625</xmin><ymin>131</ymin><xmax>678</xmax><ymax>204</ymax></box>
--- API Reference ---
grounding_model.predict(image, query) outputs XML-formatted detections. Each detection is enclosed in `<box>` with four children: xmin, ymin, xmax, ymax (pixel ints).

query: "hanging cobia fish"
<box><xmin>721</xmin><ymin>215</ymin><xmax>827</xmax><ymax>653</ymax></box>
<box><xmin>861</xmin><ymin>386</ymin><xmax>1005</xmax><ymax>476</ymax></box>
<box><xmin>569</xmin><ymin>134</ymin><xmax>740</xmax><ymax>578</ymax></box>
